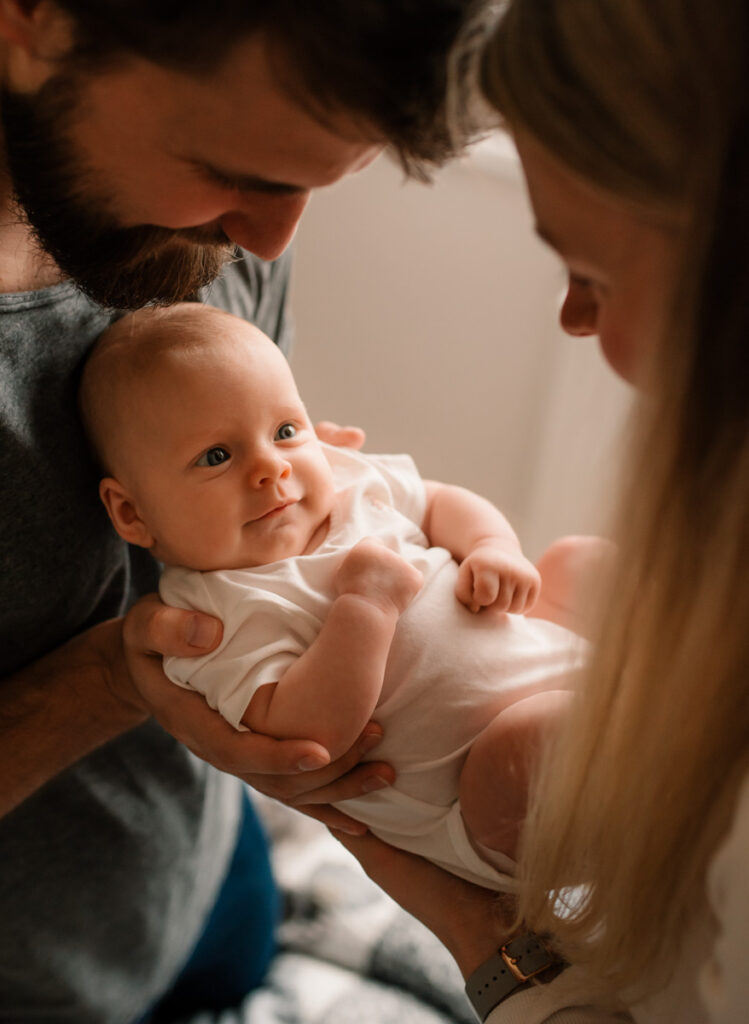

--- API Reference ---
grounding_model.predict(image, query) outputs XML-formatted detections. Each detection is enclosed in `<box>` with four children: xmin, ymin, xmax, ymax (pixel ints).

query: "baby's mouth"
<box><xmin>253</xmin><ymin>499</ymin><xmax>297</xmax><ymax>521</ymax></box>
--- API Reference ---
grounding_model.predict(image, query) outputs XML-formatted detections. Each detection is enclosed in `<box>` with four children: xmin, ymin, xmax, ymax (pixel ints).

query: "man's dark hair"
<box><xmin>47</xmin><ymin>0</ymin><xmax>485</xmax><ymax>178</ymax></box>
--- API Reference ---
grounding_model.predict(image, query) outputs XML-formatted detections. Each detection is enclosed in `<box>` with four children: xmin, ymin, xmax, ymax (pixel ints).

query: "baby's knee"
<box><xmin>537</xmin><ymin>535</ymin><xmax>616</xmax><ymax>589</ymax></box>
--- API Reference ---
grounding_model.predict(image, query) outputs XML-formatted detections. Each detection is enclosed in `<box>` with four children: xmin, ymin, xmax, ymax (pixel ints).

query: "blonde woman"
<box><xmin>335</xmin><ymin>1</ymin><xmax>749</xmax><ymax>1021</ymax></box>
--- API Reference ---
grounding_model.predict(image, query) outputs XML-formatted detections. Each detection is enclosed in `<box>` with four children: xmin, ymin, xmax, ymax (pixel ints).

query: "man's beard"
<box><xmin>0</xmin><ymin>74</ymin><xmax>236</xmax><ymax>310</ymax></box>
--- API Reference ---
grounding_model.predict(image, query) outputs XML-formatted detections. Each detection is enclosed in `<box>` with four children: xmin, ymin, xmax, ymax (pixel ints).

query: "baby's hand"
<box><xmin>456</xmin><ymin>541</ymin><xmax>541</xmax><ymax>614</ymax></box>
<box><xmin>336</xmin><ymin>538</ymin><xmax>423</xmax><ymax>616</ymax></box>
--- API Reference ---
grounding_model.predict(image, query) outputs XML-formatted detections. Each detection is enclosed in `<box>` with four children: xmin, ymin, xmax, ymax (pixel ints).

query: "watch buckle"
<box><xmin>500</xmin><ymin>939</ymin><xmax>554</xmax><ymax>984</ymax></box>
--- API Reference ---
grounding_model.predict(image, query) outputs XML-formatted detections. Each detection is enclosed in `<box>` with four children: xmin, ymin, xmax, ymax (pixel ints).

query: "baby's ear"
<box><xmin>99</xmin><ymin>478</ymin><xmax>154</xmax><ymax>549</ymax></box>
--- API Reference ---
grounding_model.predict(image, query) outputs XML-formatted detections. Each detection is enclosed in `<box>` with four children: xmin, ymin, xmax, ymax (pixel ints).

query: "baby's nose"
<box><xmin>250</xmin><ymin>451</ymin><xmax>291</xmax><ymax>487</ymax></box>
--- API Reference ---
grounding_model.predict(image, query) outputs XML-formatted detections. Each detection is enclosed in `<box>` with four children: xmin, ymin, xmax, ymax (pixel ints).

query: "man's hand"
<box><xmin>314</xmin><ymin>420</ymin><xmax>366</xmax><ymax>450</ymax></box>
<box><xmin>111</xmin><ymin>595</ymin><xmax>393</xmax><ymax>832</ymax></box>
<box><xmin>456</xmin><ymin>541</ymin><xmax>541</xmax><ymax>615</ymax></box>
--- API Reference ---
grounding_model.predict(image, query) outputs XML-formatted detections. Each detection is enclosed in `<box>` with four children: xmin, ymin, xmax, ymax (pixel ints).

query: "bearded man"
<box><xmin>0</xmin><ymin>2</ymin><xmax>481</xmax><ymax>1019</ymax></box>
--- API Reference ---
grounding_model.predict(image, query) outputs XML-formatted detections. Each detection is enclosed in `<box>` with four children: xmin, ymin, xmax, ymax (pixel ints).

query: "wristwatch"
<box><xmin>464</xmin><ymin>933</ymin><xmax>566</xmax><ymax>1021</ymax></box>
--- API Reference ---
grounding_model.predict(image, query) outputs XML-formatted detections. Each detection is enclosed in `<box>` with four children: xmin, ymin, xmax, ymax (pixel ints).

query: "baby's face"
<box><xmin>121</xmin><ymin>323</ymin><xmax>336</xmax><ymax>570</ymax></box>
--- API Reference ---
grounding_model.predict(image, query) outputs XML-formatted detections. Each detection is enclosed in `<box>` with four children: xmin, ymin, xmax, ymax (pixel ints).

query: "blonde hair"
<box><xmin>482</xmin><ymin>0</ymin><xmax>749</xmax><ymax>998</ymax></box>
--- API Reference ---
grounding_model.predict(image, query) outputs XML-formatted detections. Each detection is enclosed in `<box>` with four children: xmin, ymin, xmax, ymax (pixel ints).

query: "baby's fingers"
<box><xmin>507</xmin><ymin>583</ymin><xmax>531</xmax><ymax>614</ymax></box>
<box><xmin>454</xmin><ymin>559</ymin><xmax>476</xmax><ymax>609</ymax></box>
<box><xmin>456</xmin><ymin>560</ymin><xmax>499</xmax><ymax>612</ymax></box>
<box><xmin>508</xmin><ymin>577</ymin><xmax>541</xmax><ymax>614</ymax></box>
<box><xmin>491</xmin><ymin>576</ymin><xmax>517</xmax><ymax>613</ymax></box>
<box><xmin>471</xmin><ymin>566</ymin><xmax>501</xmax><ymax>610</ymax></box>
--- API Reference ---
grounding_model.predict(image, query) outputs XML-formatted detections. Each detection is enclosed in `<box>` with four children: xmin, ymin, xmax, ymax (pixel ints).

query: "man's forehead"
<box><xmin>99</xmin><ymin>32</ymin><xmax>383</xmax><ymax>191</ymax></box>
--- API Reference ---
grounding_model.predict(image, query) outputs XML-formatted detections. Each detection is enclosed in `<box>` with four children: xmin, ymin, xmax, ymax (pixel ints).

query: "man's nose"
<box><xmin>250</xmin><ymin>450</ymin><xmax>292</xmax><ymax>488</ymax></box>
<box><xmin>220</xmin><ymin>193</ymin><xmax>310</xmax><ymax>262</ymax></box>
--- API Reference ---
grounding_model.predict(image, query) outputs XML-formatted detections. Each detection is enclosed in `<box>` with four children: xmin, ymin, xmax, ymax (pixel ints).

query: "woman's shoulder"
<box><xmin>706</xmin><ymin>769</ymin><xmax>749</xmax><ymax>913</ymax></box>
<box><xmin>698</xmin><ymin>769</ymin><xmax>749</xmax><ymax>1022</ymax></box>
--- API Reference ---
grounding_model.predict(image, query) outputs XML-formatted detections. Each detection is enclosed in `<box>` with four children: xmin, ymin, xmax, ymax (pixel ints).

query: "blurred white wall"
<box><xmin>289</xmin><ymin>138</ymin><xmax>633</xmax><ymax>559</ymax></box>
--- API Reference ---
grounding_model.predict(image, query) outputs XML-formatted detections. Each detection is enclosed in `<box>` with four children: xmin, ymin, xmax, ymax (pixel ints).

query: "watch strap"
<box><xmin>464</xmin><ymin>933</ymin><xmax>565</xmax><ymax>1021</ymax></box>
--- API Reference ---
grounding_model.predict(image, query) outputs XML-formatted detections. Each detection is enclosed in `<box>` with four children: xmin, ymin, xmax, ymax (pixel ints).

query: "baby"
<box><xmin>80</xmin><ymin>303</ymin><xmax>588</xmax><ymax>891</ymax></box>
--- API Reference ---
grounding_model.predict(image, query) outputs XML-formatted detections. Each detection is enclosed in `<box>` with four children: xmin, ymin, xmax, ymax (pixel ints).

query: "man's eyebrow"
<box><xmin>189</xmin><ymin>159</ymin><xmax>307</xmax><ymax>196</ymax></box>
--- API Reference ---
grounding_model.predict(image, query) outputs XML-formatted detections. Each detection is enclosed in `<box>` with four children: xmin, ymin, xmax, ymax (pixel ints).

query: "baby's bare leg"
<box><xmin>459</xmin><ymin>690</ymin><xmax>572</xmax><ymax>860</ymax></box>
<box><xmin>528</xmin><ymin>534</ymin><xmax>617</xmax><ymax>638</ymax></box>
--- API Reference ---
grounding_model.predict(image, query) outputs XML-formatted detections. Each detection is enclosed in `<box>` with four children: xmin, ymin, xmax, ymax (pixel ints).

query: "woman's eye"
<box><xmin>275</xmin><ymin>423</ymin><xmax>297</xmax><ymax>441</ymax></box>
<box><xmin>568</xmin><ymin>271</ymin><xmax>593</xmax><ymax>289</ymax></box>
<box><xmin>197</xmin><ymin>446</ymin><xmax>230</xmax><ymax>467</ymax></box>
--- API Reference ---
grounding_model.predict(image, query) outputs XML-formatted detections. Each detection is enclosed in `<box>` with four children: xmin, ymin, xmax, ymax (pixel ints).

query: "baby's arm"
<box><xmin>422</xmin><ymin>481</ymin><xmax>540</xmax><ymax>614</ymax></box>
<box><xmin>242</xmin><ymin>539</ymin><xmax>422</xmax><ymax>760</ymax></box>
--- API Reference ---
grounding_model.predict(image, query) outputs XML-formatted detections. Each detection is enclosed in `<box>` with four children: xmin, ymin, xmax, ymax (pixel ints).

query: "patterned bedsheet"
<box><xmin>184</xmin><ymin>793</ymin><xmax>476</xmax><ymax>1024</ymax></box>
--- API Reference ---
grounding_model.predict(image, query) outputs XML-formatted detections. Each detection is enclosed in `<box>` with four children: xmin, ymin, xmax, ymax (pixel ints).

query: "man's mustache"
<box><xmin>84</xmin><ymin>221</ymin><xmax>235</xmax><ymax>270</ymax></box>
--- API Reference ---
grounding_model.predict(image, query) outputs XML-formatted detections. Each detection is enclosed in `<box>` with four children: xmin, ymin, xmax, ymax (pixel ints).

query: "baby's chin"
<box><xmin>302</xmin><ymin>514</ymin><xmax>332</xmax><ymax>556</ymax></box>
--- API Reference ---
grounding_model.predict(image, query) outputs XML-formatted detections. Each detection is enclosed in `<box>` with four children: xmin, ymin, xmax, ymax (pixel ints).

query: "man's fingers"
<box><xmin>124</xmin><ymin>594</ymin><xmax>222</xmax><ymax>657</ymax></box>
<box><xmin>161</xmin><ymin>696</ymin><xmax>332</xmax><ymax>778</ymax></box>
<box><xmin>314</xmin><ymin>420</ymin><xmax>366</xmax><ymax>450</ymax></box>
<box><xmin>298</xmin><ymin>804</ymin><xmax>370</xmax><ymax>834</ymax></box>
<box><xmin>262</xmin><ymin>724</ymin><xmax>393</xmax><ymax>804</ymax></box>
<box><xmin>288</xmin><ymin>760</ymin><xmax>395</xmax><ymax>806</ymax></box>
<box><xmin>285</xmin><ymin>722</ymin><xmax>390</xmax><ymax>802</ymax></box>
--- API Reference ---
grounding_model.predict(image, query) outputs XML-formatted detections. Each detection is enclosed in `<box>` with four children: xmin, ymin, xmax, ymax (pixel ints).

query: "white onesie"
<box><xmin>162</xmin><ymin>444</ymin><xmax>586</xmax><ymax>891</ymax></box>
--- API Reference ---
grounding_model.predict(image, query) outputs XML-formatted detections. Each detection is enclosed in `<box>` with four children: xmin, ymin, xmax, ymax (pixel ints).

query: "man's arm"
<box><xmin>243</xmin><ymin>539</ymin><xmax>422</xmax><ymax>760</ymax></box>
<box><xmin>0</xmin><ymin>619</ymin><xmax>146</xmax><ymax>818</ymax></box>
<box><xmin>0</xmin><ymin>597</ymin><xmax>394</xmax><ymax>826</ymax></box>
<box><xmin>421</xmin><ymin>480</ymin><xmax>541</xmax><ymax>614</ymax></box>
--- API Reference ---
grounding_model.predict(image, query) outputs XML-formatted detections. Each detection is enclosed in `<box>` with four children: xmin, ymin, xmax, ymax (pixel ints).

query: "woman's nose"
<box><xmin>559</xmin><ymin>279</ymin><xmax>599</xmax><ymax>337</ymax></box>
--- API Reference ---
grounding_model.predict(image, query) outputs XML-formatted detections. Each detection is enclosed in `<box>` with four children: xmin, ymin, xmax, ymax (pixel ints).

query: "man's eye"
<box><xmin>197</xmin><ymin>446</ymin><xmax>230</xmax><ymax>467</ymax></box>
<box><xmin>275</xmin><ymin>423</ymin><xmax>297</xmax><ymax>441</ymax></box>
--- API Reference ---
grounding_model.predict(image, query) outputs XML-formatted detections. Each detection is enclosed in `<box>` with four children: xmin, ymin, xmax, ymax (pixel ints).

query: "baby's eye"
<box><xmin>275</xmin><ymin>423</ymin><xmax>297</xmax><ymax>441</ymax></box>
<box><xmin>196</xmin><ymin>446</ymin><xmax>231</xmax><ymax>467</ymax></box>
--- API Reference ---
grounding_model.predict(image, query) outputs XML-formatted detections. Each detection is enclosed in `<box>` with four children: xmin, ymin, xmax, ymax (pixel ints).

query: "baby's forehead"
<box><xmin>157</xmin><ymin>331</ymin><xmax>290</xmax><ymax>390</ymax></box>
<box><xmin>109</xmin><ymin>308</ymin><xmax>277</xmax><ymax>372</ymax></box>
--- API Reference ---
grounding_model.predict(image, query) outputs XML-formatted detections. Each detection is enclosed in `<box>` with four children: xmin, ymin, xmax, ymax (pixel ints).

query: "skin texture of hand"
<box><xmin>456</xmin><ymin>541</ymin><xmax>542</xmax><ymax>615</ymax></box>
<box><xmin>331</xmin><ymin>830</ymin><xmax>519</xmax><ymax>978</ymax></box>
<box><xmin>117</xmin><ymin>593</ymin><xmax>395</xmax><ymax>832</ymax></box>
